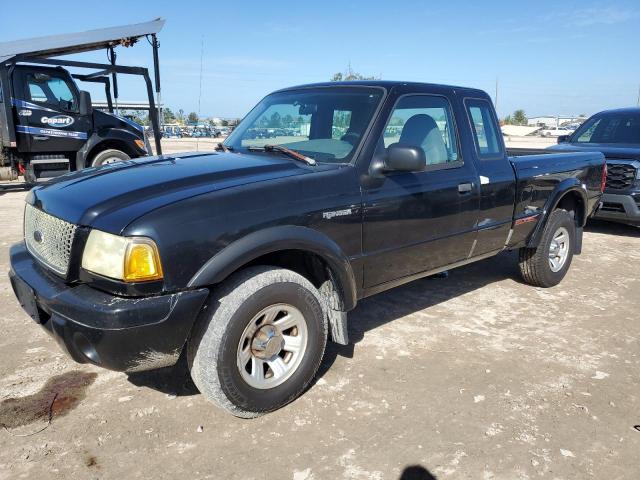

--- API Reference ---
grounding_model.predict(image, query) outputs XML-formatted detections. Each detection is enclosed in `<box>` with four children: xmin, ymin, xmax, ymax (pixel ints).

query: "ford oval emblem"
<box><xmin>33</xmin><ymin>230</ymin><xmax>43</xmax><ymax>243</ymax></box>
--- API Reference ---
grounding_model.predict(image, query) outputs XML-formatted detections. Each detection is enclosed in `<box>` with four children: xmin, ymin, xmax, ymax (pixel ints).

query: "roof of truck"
<box><xmin>0</xmin><ymin>18</ymin><xmax>165</xmax><ymax>64</ymax></box>
<box><xmin>275</xmin><ymin>80</ymin><xmax>489</xmax><ymax>96</ymax></box>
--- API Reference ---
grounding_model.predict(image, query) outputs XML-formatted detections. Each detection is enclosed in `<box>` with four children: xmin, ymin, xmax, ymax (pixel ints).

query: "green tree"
<box><xmin>187</xmin><ymin>112</ymin><xmax>199</xmax><ymax>124</ymax></box>
<box><xmin>502</xmin><ymin>115</ymin><xmax>513</xmax><ymax>125</ymax></box>
<box><xmin>269</xmin><ymin>112</ymin><xmax>282</xmax><ymax>128</ymax></box>
<box><xmin>512</xmin><ymin>110</ymin><xmax>527</xmax><ymax>125</ymax></box>
<box><xmin>176</xmin><ymin>109</ymin><xmax>185</xmax><ymax>125</ymax></box>
<box><xmin>330</xmin><ymin>64</ymin><xmax>378</xmax><ymax>81</ymax></box>
<box><xmin>163</xmin><ymin>107</ymin><xmax>176</xmax><ymax>124</ymax></box>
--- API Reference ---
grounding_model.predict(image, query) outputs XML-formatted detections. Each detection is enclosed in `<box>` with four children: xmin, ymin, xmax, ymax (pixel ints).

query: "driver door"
<box><xmin>12</xmin><ymin>67</ymin><xmax>90</xmax><ymax>154</ymax></box>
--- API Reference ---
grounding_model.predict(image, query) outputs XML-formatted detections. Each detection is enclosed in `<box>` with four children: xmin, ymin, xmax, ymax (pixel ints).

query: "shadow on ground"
<box><xmin>585</xmin><ymin>219</ymin><xmax>640</xmax><ymax>237</ymax></box>
<box><xmin>399</xmin><ymin>465</ymin><xmax>437</xmax><ymax>479</ymax></box>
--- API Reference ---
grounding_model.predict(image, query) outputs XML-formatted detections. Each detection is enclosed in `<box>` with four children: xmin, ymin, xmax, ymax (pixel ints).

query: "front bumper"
<box><xmin>595</xmin><ymin>192</ymin><xmax>640</xmax><ymax>226</ymax></box>
<box><xmin>9</xmin><ymin>242</ymin><xmax>209</xmax><ymax>372</ymax></box>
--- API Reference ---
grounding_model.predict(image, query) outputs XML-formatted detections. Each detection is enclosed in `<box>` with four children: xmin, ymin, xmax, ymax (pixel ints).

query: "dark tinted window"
<box><xmin>574</xmin><ymin>113</ymin><xmax>640</xmax><ymax>144</ymax></box>
<box><xmin>26</xmin><ymin>73</ymin><xmax>77</xmax><ymax>111</ymax></box>
<box><xmin>465</xmin><ymin>99</ymin><xmax>502</xmax><ymax>157</ymax></box>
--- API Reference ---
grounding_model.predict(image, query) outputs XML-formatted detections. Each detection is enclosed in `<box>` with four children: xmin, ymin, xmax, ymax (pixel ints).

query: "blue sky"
<box><xmin>1</xmin><ymin>0</ymin><xmax>639</xmax><ymax>118</ymax></box>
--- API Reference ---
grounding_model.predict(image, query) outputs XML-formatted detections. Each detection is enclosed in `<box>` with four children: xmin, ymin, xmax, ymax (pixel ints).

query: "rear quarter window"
<box><xmin>465</xmin><ymin>99</ymin><xmax>503</xmax><ymax>158</ymax></box>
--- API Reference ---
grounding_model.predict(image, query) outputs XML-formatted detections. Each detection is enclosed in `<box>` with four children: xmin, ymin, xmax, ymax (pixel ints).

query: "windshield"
<box><xmin>573</xmin><ymin>112</ymin><xmax>640</xmax><ymax>145</ymax></box>
<box><xmin>224</xmin><ymin>87</ymin><xmax>384</xmax><ymax>163</ymax></box>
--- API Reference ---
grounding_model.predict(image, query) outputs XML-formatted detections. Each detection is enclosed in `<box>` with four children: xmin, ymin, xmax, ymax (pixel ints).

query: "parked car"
<box><xmin>548</xmin><ymin>107</ymin><xmax>640</xmax><ymax>226</ymax></box>
<box><xmin>541</xmin><ymin>126</ymin><xmax>575</xmax><ymax>137</ymax></box>
<box><xmin>9</xmin><ymin>81</ymin><xmax>604</xmax><ymax>418</ymax></box>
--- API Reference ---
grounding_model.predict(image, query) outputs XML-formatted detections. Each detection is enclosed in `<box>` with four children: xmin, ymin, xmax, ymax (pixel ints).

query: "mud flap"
<box><xmin>328</xmin><ymin>308</ymin><xmax>348</xmax><ymax>345</ymax></box>
<box><xmin>575</xmin><ymin>226</ymin><xmax>583</xmax><ymax>255</ymax></box>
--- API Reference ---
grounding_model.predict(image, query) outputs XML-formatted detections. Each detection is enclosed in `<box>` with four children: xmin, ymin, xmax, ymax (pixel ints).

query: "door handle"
<box><xmin>458</xmin><ymin>182</ymin><xmax>474</xmax><ymax>194</ymax></box>
<box><xmin>33</xmin><ymin>135</ymin><xmax>49</xmax><ymax>141</ymax></box>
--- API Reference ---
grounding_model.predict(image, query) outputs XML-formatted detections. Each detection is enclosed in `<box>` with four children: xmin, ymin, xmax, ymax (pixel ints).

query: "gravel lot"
<box><xmin>0</xmin><ymin>139</ymin><xmax>639</xmax><ymax>479</ymax></box>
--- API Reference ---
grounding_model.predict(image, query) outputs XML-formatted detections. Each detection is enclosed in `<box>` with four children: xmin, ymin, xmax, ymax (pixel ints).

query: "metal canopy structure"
<box><xmin>0</xmin><ymin>18</ymin><xmax>165</xmax><ymax>64</ymax></box>
<box><xmin>0</xmin><ymin>19</ymin><xmax>165</xmax><ymax>155</ymax></box>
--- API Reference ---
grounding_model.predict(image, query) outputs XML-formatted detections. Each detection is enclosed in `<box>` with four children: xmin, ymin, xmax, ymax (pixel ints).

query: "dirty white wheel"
<box><xmin>548</xmin><ymin>226</ymin><xmax>569</xmax><ymax>272</ymax></box>
<box><xmin>237</xmin><ymin>303</ymin><xmax>308</xmax><ymax>389</ymax></box>
<box><xmin>519</xmin><ymin>208</ymin><xmax>575</xmax><ymax>288</ymax></box>
<box><xmin>90</xmin><ymin>149</ymin><xmax>130</xmax><ymax>167</ymax></box>
<box><xmin>188</xmin><ymin>266</ymin><xmax>327</xmax><ymax>418</ymax></box>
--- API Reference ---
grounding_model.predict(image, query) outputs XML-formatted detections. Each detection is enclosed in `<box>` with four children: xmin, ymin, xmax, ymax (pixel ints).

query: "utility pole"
<box><xmin>637</xmin><ymin>84</ymin><xmax>640</xmax><ymax>107</ymax></box>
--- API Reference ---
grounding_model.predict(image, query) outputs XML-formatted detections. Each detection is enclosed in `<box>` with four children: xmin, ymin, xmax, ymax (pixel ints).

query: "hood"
<box><xmin>548</xmin><ymin>142</ymin><xmax>640</xmax><ymax>161</ymax></box>
<box><xmin>93</xmin><ymin>110</ymin><xmax>144</xmax><ymax>137</ymax></box>
<box><xmin>29</xmin><ymin>151</ymin><xmax>311</xmax><ymax>233</ymax></box>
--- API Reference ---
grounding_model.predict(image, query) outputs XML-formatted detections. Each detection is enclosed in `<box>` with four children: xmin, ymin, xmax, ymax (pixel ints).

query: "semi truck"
<box><xmin>0</xmin><ymin>19</ymin><xmax>165</xmax><ymax>183</ymax></box>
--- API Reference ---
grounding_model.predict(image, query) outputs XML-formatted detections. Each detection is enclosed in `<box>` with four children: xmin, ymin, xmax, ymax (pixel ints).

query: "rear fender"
<box><xmin>526</xmin><ymin>178</ymin><xmax>588</xmax><ymax>249</ymax></box>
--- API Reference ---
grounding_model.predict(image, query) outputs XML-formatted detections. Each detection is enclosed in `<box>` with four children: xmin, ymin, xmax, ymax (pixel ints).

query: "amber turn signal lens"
<box><xmin>124</xmin><ymin>241</ymin><xmax>163</xmax><ymax>282</ymax></box>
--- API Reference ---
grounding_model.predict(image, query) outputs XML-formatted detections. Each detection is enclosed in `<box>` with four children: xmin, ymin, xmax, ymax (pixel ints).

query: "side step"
<box><xmin>25</xmin><ymin>157</ymin><xmax>71</xmax><ymax>183</ymax></box>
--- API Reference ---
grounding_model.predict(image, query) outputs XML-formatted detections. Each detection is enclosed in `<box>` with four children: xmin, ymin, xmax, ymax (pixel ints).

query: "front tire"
<box><xmin>188</xmin><ymin>266</ymin><xmax>327</xmax><ymax>418</ymax></box>
<box><xmin>90</xmin><ymin>149</ymin><xmax>130</xmax><ymax>167</ymax></box>
<box><xmin>519</xmin><ymin>209</ymin><xmax>575</xmax><ymax>288</ymax></box>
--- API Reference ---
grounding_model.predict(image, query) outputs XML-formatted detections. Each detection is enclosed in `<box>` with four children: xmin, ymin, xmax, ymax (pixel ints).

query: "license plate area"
<box><xmin>10</xmin><ymin>274</ymin><xmax>41</xmax><ymax>323</ymax></box>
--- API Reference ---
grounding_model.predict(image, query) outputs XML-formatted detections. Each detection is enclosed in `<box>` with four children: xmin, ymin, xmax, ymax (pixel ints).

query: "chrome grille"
<box><xmin>606</xmin><ymin>163</ymin><xmax>636</xmax><ymax>190</ymax></box>
<box><xmin>24</xmin><ymin>204</ymin><xmax>77</xmax><ymax>275</ymax></box>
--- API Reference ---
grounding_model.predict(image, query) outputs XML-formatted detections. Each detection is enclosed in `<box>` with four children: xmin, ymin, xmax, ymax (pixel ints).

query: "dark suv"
<box><xmin>549</xmin><ymin>107</ymin><xmax>640</xmax><ymax>226</ymax></box>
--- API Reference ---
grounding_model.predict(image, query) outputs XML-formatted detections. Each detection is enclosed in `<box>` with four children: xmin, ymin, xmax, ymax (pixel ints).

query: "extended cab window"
<box><xmin>382</xmin><ymin>95</ymin><xmax>459</xmax><ymax>165</ymax></box>
<box><xmin>466</xmin><ymin>99</ymin><xmax>502</xmax><ymax>158</ymax></box>
<box><xmin>26</xmin><ymin>73</ymin><xmax>77</xmax><ymax>111</ymax></box>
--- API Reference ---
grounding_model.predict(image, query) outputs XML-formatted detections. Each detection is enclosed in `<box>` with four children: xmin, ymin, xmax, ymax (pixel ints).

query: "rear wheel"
<box><xmin>90</xmin><ymin>149</ymin><xmax>130</xmax><ymax>167</ymax></box>
<box><xmin>519</xmin><ymin>209</ymin><xmax>575</xmax><ymax>287</ymax></box>
<box><xmin>188</xmin><ymin>266</ymin><xmax>327</xmax><ymax>418</ymax></box>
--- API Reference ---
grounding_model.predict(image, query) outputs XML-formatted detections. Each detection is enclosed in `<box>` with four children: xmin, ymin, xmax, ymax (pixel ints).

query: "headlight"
<box><xmin>81</xmin><ymin>230</ymin><xmax>163</xmax><ymax>282</ymax></box>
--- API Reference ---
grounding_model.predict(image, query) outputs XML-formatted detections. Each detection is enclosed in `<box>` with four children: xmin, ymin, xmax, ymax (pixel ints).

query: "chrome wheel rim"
<box><xmin>237</xmin><ymin>303</ymin><xmax>308</xmax><ymax>390</ymax></box>
<box><xmin>548</xmin><ymin>226</ymin><xmax>570</xmax><ymax>272</ymax></box>
<box><xmin>102</xmin><ymin>156</ymin><xmax>123</xmax><ymax>165</ymax></box>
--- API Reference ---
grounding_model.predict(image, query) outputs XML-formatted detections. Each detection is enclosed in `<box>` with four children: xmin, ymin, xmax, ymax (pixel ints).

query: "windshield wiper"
<box><xmin>247</xmin><ymin>144</ymin><xmax>316</xmax><ymax>166</ymax></box>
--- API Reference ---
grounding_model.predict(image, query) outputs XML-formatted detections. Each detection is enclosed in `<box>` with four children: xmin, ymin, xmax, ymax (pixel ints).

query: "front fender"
<box><xmin>75</xmin><ymin>128</ymin><xmax>145</xmax><ymax>170</ymax></box>
<box><xmin>187</xmin><ymin>225</ymin><xmax>358</xmax><ymax>311</ymax></box>
<box><xmin>527</xmin><ymin>178</ymin><xmax>588</xmax><ymax>248</ymax></box>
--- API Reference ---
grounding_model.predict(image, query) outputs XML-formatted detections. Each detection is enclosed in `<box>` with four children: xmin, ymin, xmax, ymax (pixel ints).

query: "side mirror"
<box><xmin>557</xmin><ymin>135</ymin><xmax>569</xmax><ymax>144</ymax></box>
<box><xmin>384</xmin><ymin>144</ymin><xmax>427</xmax><ymax>172</ymax></box>
<box><xmin>79</xmin><ymin>90</ymin><xmax>92</xmax><ymax>116</ymax></box>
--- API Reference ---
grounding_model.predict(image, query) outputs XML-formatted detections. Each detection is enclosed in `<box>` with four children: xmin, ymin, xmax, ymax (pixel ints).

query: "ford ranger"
<box><xmin>9</xmin><ymin>81</ymin><xmax>605</xmax><ymax>417</ymax></box>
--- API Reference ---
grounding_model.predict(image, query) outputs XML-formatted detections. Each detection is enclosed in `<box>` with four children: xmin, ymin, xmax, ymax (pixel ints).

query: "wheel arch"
<box><xmin>187</xmin><ymin>225</ymin><xmax>359</xmax><ymax>312</ymax></box>
<box><xmin>527</xmin><ymin>179</ymin><xmax>588</xmax><ymax>249</ymax></box>
<box><xmin>75</xmin><ymin>129</ymin><xmax>143</xmax><ymax>169</ymax></box>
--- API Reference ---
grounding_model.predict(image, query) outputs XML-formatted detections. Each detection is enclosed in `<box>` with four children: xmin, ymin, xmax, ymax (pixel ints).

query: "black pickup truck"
<box><xmin>9</xmin><ymin>81</ymin><xmax>605</xmax><ymax>417</ymax></box>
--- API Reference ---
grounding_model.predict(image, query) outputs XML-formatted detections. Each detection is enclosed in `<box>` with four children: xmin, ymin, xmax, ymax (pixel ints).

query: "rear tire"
<box><xmin>519</xmin><ymin>209</ymin><xmax>575</xmax><ymax>288</ymax></box>
<box><xmin>90</xmin><ymin>149</ymin><xmax>130</xmax><ymax>167</ymax></box>
<box><xmin>187</xmin><ymin>266</ymin><xmax>327</xmax><ymax>418</ymax></box>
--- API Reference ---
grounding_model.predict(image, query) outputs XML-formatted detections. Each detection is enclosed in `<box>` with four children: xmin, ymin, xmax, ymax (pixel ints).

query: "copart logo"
<box><xmin>40</xmin><ymin>115</ymin><xmax>74</xmax><ymax>128</ymax></box>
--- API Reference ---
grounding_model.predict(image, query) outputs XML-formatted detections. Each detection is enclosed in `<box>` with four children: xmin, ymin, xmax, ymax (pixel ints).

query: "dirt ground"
<box><xmin>0</xmin><ymin>141</ymin><xmax>639</xmax><ymax>479</ymax></box>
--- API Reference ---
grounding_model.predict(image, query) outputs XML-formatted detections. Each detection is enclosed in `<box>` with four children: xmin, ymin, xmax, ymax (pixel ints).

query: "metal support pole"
<box><xmin>143</xmin><ymin>71</ymin><xmax>162</xmax><ymax>155</ymax></box>
<box><xmin>109</xmin><ymin>47</ymin><xmax>119</xmax><ymax>114</ymax></box>
<box><xmin>151</xmin><ymin>34</ymin><xmax>162</xmax><ymax>129</ymax></box>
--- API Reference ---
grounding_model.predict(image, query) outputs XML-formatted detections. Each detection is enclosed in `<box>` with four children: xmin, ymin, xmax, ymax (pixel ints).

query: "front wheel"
<box><xmin>90</xmin><ymin>149</ymin><xmax>130</xmax><ymax>167</ymax></box>
<box><xmin>519</xmin><ymin>209</ymin><xmax>575</xmax><ymax>288</ymax></box>
<box><xmin>187</xmin><ymin>266</ymin><xmax>327</xmax><ymax>418</ymax></box>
